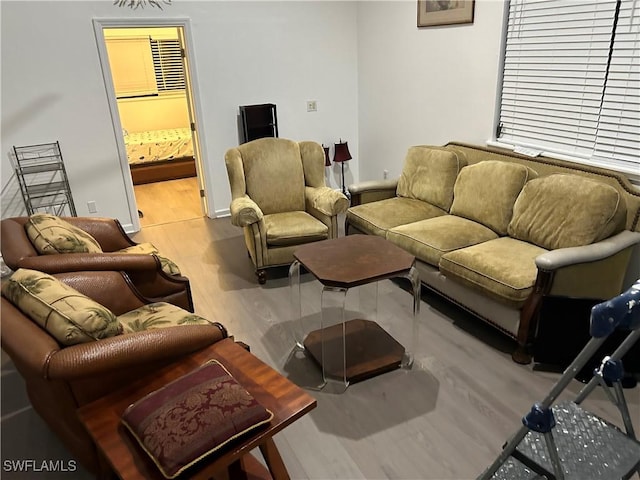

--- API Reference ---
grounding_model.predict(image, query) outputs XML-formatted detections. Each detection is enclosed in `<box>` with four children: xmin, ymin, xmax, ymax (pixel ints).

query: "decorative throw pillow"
<box><xmin>25</xmin><ymin>213</ymin><xmax>102</xmax><ymax>254</ymax></box>
<box><xmin>116</xmin><ymin>243</ymin><xmax>181</xmax><ymax>276</ymax></box>
<box><xmin>1</xmin><ymin>268</ymin><xmax>122</xmax><ymax>345</ymax></box>
<box><xmin>121</xmin><ymin>360</ymin><xmax>274</xmax><ymax>479</ymax></box>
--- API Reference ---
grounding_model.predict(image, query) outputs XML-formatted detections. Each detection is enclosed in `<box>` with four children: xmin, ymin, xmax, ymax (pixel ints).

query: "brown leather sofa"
<box><xmin>0</xmin><ymin>270</ymin><xmax>228</xmax><ymax>475</ymax></box>
<box><xmin>0</xmin><ymin>216</ymin><xmax>194</xmax><ymax>311</ymax></box>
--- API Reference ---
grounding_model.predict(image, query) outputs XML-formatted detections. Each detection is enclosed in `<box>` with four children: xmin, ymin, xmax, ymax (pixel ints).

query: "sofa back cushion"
<box><xmin>450</xmin><ymin>160</ymin><xmax>538</xmax><ymax>235</ymax></box>
<box><xmin>235</xmin><ymin>138</ymin><xmax>305</xmax><ymax>215</ymax></box>
<box><xmin>508</xmin><ymin>174</ymin><xmax>627</xmax><ymax>249</ymax></box>
<box><xmin>396</xmin><ymin>146</ymin><xmax>466</xmax><ymax>211</ymax></box>
<box><xmin>1</xmin><ymin>268</ymin><xmax>122</xmax><ymax>346</ymax></box>
<box><xmin>25</xmin><ymin>213</ymin><xmax>102</xmax><ymax>254</ymax></box>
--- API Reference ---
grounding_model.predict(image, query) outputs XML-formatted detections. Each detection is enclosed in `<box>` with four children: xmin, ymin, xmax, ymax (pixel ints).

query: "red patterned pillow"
<box><xmin>121</xmin><ymin>360</ymin><xmax>273</xmax><ymax>479</ymax></box>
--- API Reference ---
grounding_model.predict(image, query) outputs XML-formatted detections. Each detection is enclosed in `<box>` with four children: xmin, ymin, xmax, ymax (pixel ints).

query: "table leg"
<box><xmin>288</xmin><ymin>260</ymin><xmax>304</xmax><ymax>349</ymax></box>
<box><xmin>400</xmin><ymin>265</ymin><xmax>420</xmax><ymax>369</ymax></box>
<box><xmin>321</xmin><ymin>285</ymin><xmax>349</xmax><ymax>393</ymax></box>
<box><xmin>259</xmin><ymin>437</ymin><xmax>291</xmax><ymax>480</ymax></box>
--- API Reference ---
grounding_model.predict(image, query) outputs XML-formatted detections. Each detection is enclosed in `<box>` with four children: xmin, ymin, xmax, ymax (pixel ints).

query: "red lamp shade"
<box><xmin>333</xmin><ymin>141</ymin><xmax>352</xmax><ymax>163</ymax></box>
<box><xmin>323</xmin><ymin>145</ymin><xmax>331</xmax><ymax>166</ymax></box>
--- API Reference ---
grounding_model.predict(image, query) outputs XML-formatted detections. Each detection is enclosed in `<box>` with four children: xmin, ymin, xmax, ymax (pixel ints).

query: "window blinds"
<box><xmin>106</xmin><ymin>37</ymin><xmax>158</xmax><ymax>98</ymax></box>
<box><xmin>150</xmin><ymin>39</ymin><xmax>186</xmax><ymax>92</ymax></box>
<box><xmin>593</xmin><ymin>1</ymin><xmax>640</xmax><ymax>173</ymax></box>
<box><xmin>498</xmin><ymin>0</ymin><xmax>639</xmax><ymax>174</ymax></box>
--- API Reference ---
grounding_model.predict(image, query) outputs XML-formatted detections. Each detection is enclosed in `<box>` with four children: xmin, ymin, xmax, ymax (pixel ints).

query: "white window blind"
<box><xmin>593</xmin><ymin>1</ymin><xmax>640</xmax><ymax>173</ymax></box>
<box><xmin>498</xmin><ymin>0</ymin><xmax>639</xmax><ymax>175</ymax></box>
<box><xmin>105</xmin><ymin>37</ymin><xmax>158</xmax><ymax>98</ymax></box>
<box><xmin>150</xmin><ymin>39</ymin><xmax>186</xmax><ymax>92</ymax></box>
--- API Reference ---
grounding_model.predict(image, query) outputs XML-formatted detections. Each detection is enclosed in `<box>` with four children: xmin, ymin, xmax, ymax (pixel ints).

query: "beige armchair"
<box><xmin>225</xmin><ymin>138</ymin><xmax>349</xmax><ymax>283</ymax></box>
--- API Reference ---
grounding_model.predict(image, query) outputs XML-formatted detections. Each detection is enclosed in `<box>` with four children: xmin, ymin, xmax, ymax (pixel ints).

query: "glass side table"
<box><xmin>289</xmin><ymin>234</ymin><xmax>420</xmax><ymax>393</ymax></box>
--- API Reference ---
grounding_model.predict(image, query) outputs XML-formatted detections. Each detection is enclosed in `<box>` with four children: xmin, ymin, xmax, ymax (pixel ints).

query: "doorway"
<box><xmin>94</xmin><ymin>20</ymin><xmax>210</xmax><ymax>230</ymax></box>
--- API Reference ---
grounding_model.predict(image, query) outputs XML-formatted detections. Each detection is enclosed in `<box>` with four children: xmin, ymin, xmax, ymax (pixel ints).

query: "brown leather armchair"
<box><xmin>0</xmin><ymin>270</ymin><xmax>228</xmax><ymax>475</ymax></box>
<box><xmin>0</xmin><ymin>216</ymin><xmax>193</xmax><ymax>311</ymax></box>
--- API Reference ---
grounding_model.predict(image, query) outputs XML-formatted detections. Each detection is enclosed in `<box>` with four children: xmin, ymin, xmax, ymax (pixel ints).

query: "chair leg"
<box><xmin>256</xmin><ymin>269</ymin><xmax>267</xmax><ymax>284</ymax></box>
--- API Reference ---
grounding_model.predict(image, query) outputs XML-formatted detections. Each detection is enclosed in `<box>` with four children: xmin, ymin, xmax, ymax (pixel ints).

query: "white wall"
<box><xmin>1</xmin><ymin>1</ymin><xmax>359</xmax><ymax>230</ymax></box>
<box><xmin>1</xmin><ymin>1</ymin><xmax>505</xmax><ymax>229</ymax></box>
<box><xmin>356</xmin><ymin>0</ymin><xmax>506</xmax><ymax>181</ymax></box>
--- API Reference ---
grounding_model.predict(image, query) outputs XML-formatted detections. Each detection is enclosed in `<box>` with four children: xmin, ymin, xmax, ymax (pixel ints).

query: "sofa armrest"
<box><xmin>65</xmin><ymin>217</ymin><xmax>136</xmax><ymax>251</ymax></box>
<box><xmin>45</xmin><ymin>325</ymin><xmax>228</xmax><ymax>381</ymax></box>
<box><xmin>536</xmin><ymin>230</ymin><xmax>640</xmax><ymax>299</ymax></box>
<box><xmin>230</xmin><ymin>196</ymin><xmax>263</xmax><ymax>227</ymax></box>
<box><xmin>348</xmin><ymin>179</ymin><xmax>398</xmax><ymax>206</ymax></box>
<box><xmin>16</xmin><ymin>252</ymin><xmax>162</xmax><ymax>275</ymax></box>
<box><xmin>536</xmin><ymin>231</ymin><xmax>640</xmax><ymax>270</ymax></box>
<box><xmin>305</xmin><ymin>186</ymin><xmax>349</xmax><ymax>216</ymax></box>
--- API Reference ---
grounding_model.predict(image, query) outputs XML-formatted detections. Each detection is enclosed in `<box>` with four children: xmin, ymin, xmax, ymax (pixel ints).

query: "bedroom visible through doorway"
<box><xmin>102</xmin><ymin>25</ymin><xmax>204</xmax><ymax>227</ymax></box>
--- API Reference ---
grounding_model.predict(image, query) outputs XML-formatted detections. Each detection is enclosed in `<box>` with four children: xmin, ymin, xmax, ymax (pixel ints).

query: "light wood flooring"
<box><xmin>134</xmin><ymin>176</ymin><xmax>202</xmax><ymax>227</ymax></box>
<box><xmin>2</xmin><ymin>216</ymin><xmax>639</xmax><ymax>479</ymax></box>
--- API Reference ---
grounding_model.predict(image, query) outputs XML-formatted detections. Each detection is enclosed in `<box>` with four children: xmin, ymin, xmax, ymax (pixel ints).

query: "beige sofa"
<box><xmin>346</xmin><ymin>142</ymin><xmax>640</xmax><ymax>363</ymax></box>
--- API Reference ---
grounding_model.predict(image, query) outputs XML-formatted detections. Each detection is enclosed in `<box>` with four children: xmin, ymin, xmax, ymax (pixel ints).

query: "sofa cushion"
<box><xmin>25</xmin><ymin>213</ymin><xmax>102</xmax><ymax>254</ymax></box>
<box><xmin>387</xmin><ymin>215</ymin><xmax>498</xmax><ymax>267</ymax></box>
<box><xmin>439</xmin><ymin>237</ymin><xmax>548</xmax><ymax>307</ymax></box>
<box><xmin>118</xmin><ymin>302</ymin><xmax>211</xmax><ymax>334</ymax></box>
<box><xmin>508</xmin><ymin>174</ymin><xmax>626</xmax><ymax>250</ymax></box>
<box><xmin>396</xmin><ymin>146</ymin><xmax>466</xmax><ymax>211</ymax></box>
<box><xmin>1</xmin><ymin>268</ymin><xmax>122</xmax><ymax>345</ymax></box>
<box><xmin>347</xmin><ymin>197</ymin><xmax>447</xmax><ymax>237</ymax></box>
<box><xmin>450</xmin><ymin>161</ymin><xmax>537</xmax><ymax>235</ymax></box>
<box><xmin>117</xmin><ymin>243</ymin><xmax>181</xmax><ymax>276</ymax></box>
<box><xmin>263</xmin><ymin>211</ymin><xmax>328</xmax><ymax>246</ymax></box>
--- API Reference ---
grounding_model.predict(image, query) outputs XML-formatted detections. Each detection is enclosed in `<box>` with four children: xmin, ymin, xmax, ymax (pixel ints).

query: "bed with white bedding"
<box><xmin>124</xmin><ymin>128</ymin><xmax>196</xmax><ymax>184</ymax></box>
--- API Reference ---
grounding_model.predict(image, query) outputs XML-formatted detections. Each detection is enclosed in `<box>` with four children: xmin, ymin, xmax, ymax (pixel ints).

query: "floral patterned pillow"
<box><xmin>121</xmin><ymin>360</ymin><xmax>273</xmax><ymax>479</ymax></box>
<box><xmin>1</xmin><ymin>268</ymin><xmax>122</xmax><ymax>345</ymax></box>
<box><xmin>25</xmin><ymin>213</ymin><xmax>102</xmax><ymax>254</ymax></box>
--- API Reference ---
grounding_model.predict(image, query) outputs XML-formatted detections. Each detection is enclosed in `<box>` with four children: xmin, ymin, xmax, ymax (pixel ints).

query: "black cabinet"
<box><xmin>239</xmin><ymin>103</ymin><xmax>278</xmax><ymax>143</ymax></box>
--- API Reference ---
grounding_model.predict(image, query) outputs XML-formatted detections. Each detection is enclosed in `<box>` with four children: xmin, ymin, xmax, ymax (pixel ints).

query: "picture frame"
<box><xmin>417</xmin><ymin>0</ymin><xmax>475</xmax><ymax>28</ymax></box>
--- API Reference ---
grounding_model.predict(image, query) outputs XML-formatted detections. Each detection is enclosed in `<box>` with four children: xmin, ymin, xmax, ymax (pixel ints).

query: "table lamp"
<box><xmin>333</xmin><ymin>140</ymin><xmax>352</xmax><ymax>197</ymax></box>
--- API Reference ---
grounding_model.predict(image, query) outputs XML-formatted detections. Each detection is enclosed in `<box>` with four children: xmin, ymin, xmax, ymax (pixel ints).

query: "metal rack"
<box><xmin>12</xmin><ymin>142</ymin><xmax>76</xmax><ymax>216</ymax></box>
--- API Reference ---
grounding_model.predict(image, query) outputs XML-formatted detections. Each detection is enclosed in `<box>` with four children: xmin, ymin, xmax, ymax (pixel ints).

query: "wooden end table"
<box><xmin>289</xmin><ymin>234</ymin><xmax>420</xmax><ymax>393</ymax></box>
<box><xmin>77</xmin><ymin>338</ymin><xmax>316</xmax><ymax>480</ymax></box>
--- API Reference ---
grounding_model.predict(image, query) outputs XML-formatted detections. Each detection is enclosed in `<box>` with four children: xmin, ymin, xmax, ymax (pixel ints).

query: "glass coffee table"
<box><xmin>289</xmin><ymin>234</ymin><xmax>420</xmax><ymax>392</ymax></box>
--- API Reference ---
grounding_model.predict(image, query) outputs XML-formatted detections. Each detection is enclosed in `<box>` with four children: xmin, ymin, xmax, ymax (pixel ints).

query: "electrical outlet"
<box><xmin>383</xmin><ymin>169</ymin><xmax>389</xmax><ymax>179</ymax></box>
<box><xmin>306</xmin><ymin>100</ymin><xmax>317</xmax><ymax>112</ymax></box>
<box><xmin>87</xmin><ymin>201</ymin><xmax>97</xmax><ymax>213</ymax></box>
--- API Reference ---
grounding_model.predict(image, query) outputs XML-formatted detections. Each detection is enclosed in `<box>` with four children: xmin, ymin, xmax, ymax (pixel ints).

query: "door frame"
<box><xmin>92</xmin><ymin>17</ymin><xmax>212</xmax><ymax>231</ymax></box>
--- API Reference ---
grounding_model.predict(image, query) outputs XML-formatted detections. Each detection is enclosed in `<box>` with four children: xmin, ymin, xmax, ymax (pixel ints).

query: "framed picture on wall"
<box><xmin>417</xmin><ymin>1</ymin><xmax>475</xmax><ymax>27</ymax></box>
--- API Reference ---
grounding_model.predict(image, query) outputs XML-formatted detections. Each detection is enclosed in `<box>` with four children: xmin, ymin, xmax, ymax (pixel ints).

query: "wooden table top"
<box><xmin>77</xmin><ymin>338</ymin><xmax>317</xmax><ymax>480</ymax></box>
<box><xmin>293</xmin><ymin>234</ymin><xmax>416</xmax><ymax>288</ymax></box>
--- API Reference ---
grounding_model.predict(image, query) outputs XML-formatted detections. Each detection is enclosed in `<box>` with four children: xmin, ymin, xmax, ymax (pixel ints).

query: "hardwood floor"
<box><xmin>1</xmin><ymin>215</ymin><xmax>639</xmax><ymax>479</ymax></box>
<box><xmin>134</xmin><ymin>176</ymin><xmax>201</xmax><ymax>227</ymax></box>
